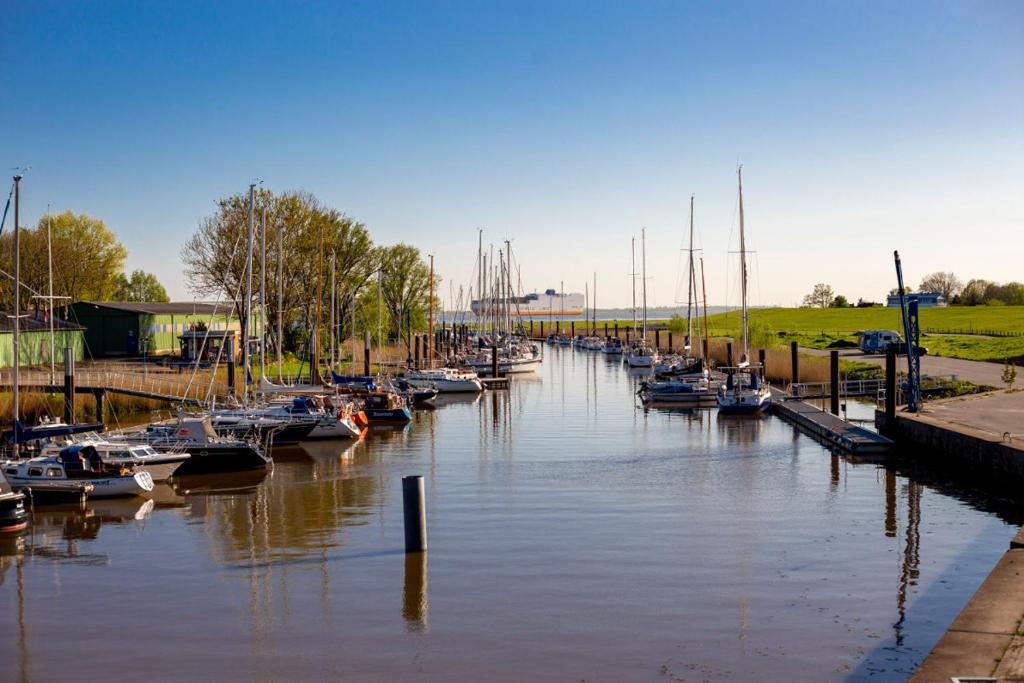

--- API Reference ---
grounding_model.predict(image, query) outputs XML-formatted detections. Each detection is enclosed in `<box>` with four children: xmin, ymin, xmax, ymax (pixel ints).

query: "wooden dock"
<box><xmin>770</xmin><ymin>396</ymin><xmax>893</xmax><ymax>455</ymax></box>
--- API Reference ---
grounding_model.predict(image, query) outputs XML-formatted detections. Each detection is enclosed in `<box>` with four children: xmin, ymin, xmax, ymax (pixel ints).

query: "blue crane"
<box><xmin>893</xmin><ymin>250</ymin><xmax>922</xmax><ymax>412</ymax></box>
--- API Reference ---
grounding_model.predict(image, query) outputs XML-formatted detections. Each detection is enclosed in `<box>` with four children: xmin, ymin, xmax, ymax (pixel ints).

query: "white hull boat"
<box><xmin>4</xmin><ymin>450</ymin><xmax>154</xmax><ymax>498</ymax></box>
<box><xmin>404</xmin><ymin>369</ymin><xmax>484</xmax><ymax>393</ymax></box>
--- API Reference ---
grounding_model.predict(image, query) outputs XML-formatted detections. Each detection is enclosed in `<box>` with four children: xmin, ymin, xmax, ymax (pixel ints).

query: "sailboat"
<box><xmin>716</xmin><ymin>167</ymin><xmax>772</xmax><ymax>415</ymax></box>
<box><xmin>625</xmin><ymin>229</ymin><xmax>658</xmax><ymax>368</ymax></box>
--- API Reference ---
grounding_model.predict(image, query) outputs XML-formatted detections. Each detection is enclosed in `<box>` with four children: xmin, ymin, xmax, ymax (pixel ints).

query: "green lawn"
<box><xmin>701</xmin><ymin>306</ymin><xmax>1024</xmax><ymax>363</ymax></box>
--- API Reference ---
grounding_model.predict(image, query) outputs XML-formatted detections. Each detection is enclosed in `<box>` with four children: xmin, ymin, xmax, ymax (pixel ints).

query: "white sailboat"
<box><xmin>716</xmin><ymin>167</ymin><xmax>772</xmax><ymax>415</ymax></box>
<box><xmin>626</xmin><ymin>229</ymin><xmax>658</xmax><ymax>368</ymax></box>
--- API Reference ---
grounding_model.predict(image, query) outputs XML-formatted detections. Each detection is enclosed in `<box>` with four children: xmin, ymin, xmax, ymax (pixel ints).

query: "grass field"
<box><xmin>561</xmin><ymin>307</ymin><xmax>1024</xmax><ymax>363</ymax></box>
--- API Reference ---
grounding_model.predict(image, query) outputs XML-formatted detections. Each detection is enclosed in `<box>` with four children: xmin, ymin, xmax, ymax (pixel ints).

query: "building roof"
<box><xmin>74</xmin><ymin>301</ymin><xmax>239</xmax><ymax>316</ymax></box>
<box><xmin>0</xmin><ymin>312</ymin><xmax>84</xmax><ymax>333</ymax></box>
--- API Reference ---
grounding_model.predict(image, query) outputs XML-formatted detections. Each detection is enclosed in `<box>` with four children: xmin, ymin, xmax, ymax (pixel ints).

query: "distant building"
<box><xmin>0</xmin><ymin>312</ymin><xmax>85</xmax><ymax>368</ymax></box>
<box><xmin>66</xmin><ymin>301</ymin><xmax>241</xmax><ymax>357</ymax></box>
<box><xmin>886</xmin><ymin>292</ymin><xmax>947</xmax><ymax>308</ymax></box>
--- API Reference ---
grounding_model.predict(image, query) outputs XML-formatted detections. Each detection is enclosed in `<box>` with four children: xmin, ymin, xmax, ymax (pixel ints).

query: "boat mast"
<box><xmin>700</xmin><ymin>256</ymin><xmax>710</xmax><ymax>359</ymax></box>
<box><xmin>686</xmin><ymin>195</ymin><xmax>695</xmax><ymax>351</ymax></box>
<box><xmin>641</xmin><ymin>227</ymin><xmax>648</xmax><ymax>340</ymax></box>
<box><xmin>277</xmin><ymin>217</ymin><xmax>283</xmax><ymax>382</ymax></box>
<box><xmin>477</xmin><ymin>228</ymin><xmax>483</xmax><ymax>328</ymax></box>
<box><xmin>46</xmin><ymin>206</ymin><xmax>55</xmax><ymax>385</ymax></box>
<box><xmin>260</xmin><ymin>204</ymin><xmax>267</xmax><ymax>386</ymax></box>
<box><xmin>631</xmin><ymin>236</ymin><xmax>637</xmax><ymax>337</ymax></box>
<box><xmin>593</xmin><ymin>271</ymin><xmax>597</xmax><ymax>336</ymax></box>
<box><xmin>376</xmin><ymin>268</ymin><xmax>383</xmax><ymax>377</ymax></box>
<box><xmin>738</xmin><ymin>165</ymin><xmax>749</xmax><ymax>363</ymax></box>
<box><xmin>584</xmin><ymin>280</ymin><xmax>588</xmax><ymax>336</ymax></box>
<box><xmin>330</xmin><ymin>250</ymin><xmax>336</xmax><ymax>373</ymax></box>
<box><xmin>12</xmin><ymin>174</ymin><xmax>22</xmax><ymax>452</ymax></box>
<box><xmin>244</xmin><ymin>181</ymin><xmax>256</xmax><ymax>403</ymax></box>
<box><xmin>428</xmin><ymin>253</ymin><xmax>434</xmax><ymax>368</ymax></box>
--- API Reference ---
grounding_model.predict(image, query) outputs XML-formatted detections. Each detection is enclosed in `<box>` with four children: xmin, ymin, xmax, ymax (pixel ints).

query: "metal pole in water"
<box><xmin>830</xmin><ymin>350</ymin><xmax>840</xmax><ymax>416</ymax></box>
<box><xmin>402</xmin><ymin>475</ymin><xmax>427</xmax><ymax>553</ymax></box>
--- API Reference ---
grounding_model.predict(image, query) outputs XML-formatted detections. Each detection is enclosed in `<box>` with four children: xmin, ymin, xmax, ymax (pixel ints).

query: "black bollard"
<box><xmin>668</xmin><ymin>332</ymin><xmax>673</xmax><ymax>353</ymax></box>
<box><xmin>758</xmin><ymin>348</ymin><xmax>766</xmax><ymax>376</ymax></box>
<box><xmin>604</xmin><ymin>322</ymin><xmax>608</xmax><ymax>336</ymax></box>
<box><xmin>571</xmin><ymin>321</ymin><xmax>575</xmax><ymax>337</ymax></box>
<box><xmin>614</xmin><ymin>323</ymin><xmax>619</xmax><ymax>340</ymax></box>
<box><xmin>830</xmin><ymin>350</ymin><xmax>840</xmax><ymax>416</ymax></box>
<box><xmin>726</xmin><ymin>342</ymin><xmax>733</xmax><ymax>367</ymax></box>
<box><xmin>655</xmin><ymin>329</ymin><xmax>660</xmax><ymax>350</ymax></box>
<box><xmin>790</xmin><ymin>341</ymin><xmax>799</xmax><ymax>384</ymax></box>
<box><xmin>402</xmin><ymin>475</ymin><xmax>427</xmax><ymax>552</ymax></box>
<box><xmin>491</xmin><ymin>345</ymin><xmax>498</xmax><ymax>378</ymax></box>
<box><xmin>63</xmin><ymin>347</ymin><xmax>75</xmax><ymax>424</ymax></box>
<box><xmin>885</xmin><ymin>346</ymin><xmax>896</xmax><ymax>422</ymax></box>
<box><xmin>414</xmin><ymin>335</ymin><xmax>420</xmax><ymax>369</ymax></box>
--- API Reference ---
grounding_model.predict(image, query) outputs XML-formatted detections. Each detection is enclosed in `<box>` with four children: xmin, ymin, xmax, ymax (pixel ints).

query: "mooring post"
<box><xmin>604</xmin><ymin>322</ymin><xmax>608</xmax><ymax>337</ymax></box>
<box><xmin>530</xmin><ymin>320</ymin><xmax>534</xmax><ymax>336</ymax></box>
<box><xmin>885</xmin><ymin>346</ymin><xmax>896</xmax><ymax>423</ymax></box>
<box><xmin>726</xmin><ymin>342</ymin><xmax>733</xmax><ymax>367</ymax></box>
<box><xmin>759</xmin><ymin>348</ymin><xmax>766</xmax><ymax>377</ymax></box>
<box><xmin>226</xmin><ymin>337</ymin><xmax>236</xmax><ymax>395</ymax></box>
<box><xmin>667</xmin><ymin>332</ymin><xmax>673</xmax><ymax>353</ymax></box>
<box><xmin>655</xmin><ymin>329</ymin><xmax>660</xmax><ymax>350</ymax></box>
<box><xmin>94</xmin><ymin>388</ymin><xmax>106</xmax><ymax>424</ymax></box>
<box><xmin>414</xmin><ymin>335</ymin><xmax>420</xmax><ymax>369</ymax></box>
<box><xmin>614</xmin><ymin>323</ymin><xmax>619</xmax><ymax>340</ymax></box>
<box><xmin>402</xmin><ymin>475</ymin><xmax>427</xmax><ymax>552</ymax></box>
<box><xmin>491</xmin><ymin>344</ymin><xmax>498</xmax><ymax>378</ymax></box>
<box><xmin>363</xmin><ymin>331</ymin><xmax>371</xmax><ymax>376</ymax></box>
<box><xmin>830</xmin><ymin>350</ymin><xmax>840</xmax><ymax>416</ymax></box>
<box><xmin>540</xmin><ymin>321</ymin><xmax>544</xmax><ymax>338</ymax></box>
<box><xmin>790</xmin><ymin>341</ymin><xmax>799</xmax><ymax>384</ymax></box>
<box><xmin>63</xmin><ymin>347</ymin><xmax>75</xmax><ymax>424</ymax></box>
<box><xmin>570</xmin><ymin>321</ymin><xmax>575</xmax><ymax>337</ymax></box>
<box><xmin>702</xmin><ymin>338</ymin><xmax>709</xmax><ymax>362</ymax></box>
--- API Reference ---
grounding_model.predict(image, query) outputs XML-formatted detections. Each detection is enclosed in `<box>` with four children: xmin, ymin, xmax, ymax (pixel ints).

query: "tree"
<box><xmin>959</xmin><ymin>279</ymin><xmax>990</xmax><ymax>306</ymax></box>
<box><xmin>378</xmin><ymin>243</ymin><xmax>438</xmax><ymax>339</ymax></box>
<box><xmin>919</xmin><ymin>272</ymin><xmax>962</xmax><ymax>301</ymax></box>
<box><xmin>181</xmin><ymin>188</ymin><xmax>379</xmax><ymax>355</ymax></box>
<box><xmin>832</xmin><ymin>294</ymin><xmax>849</xmax><ymax>308</ymax></box>
<box><xmin>802</xmin><ymin>283</ymin><xmax>834</xmax><ymax>308</ymax></box>
<box><xmin>0</xmin><ymin>210</ymin><xmax>127</xmax><ymax>311</ymax></box>
<box><xmin>113</xmin><ymin>270</ymin><xmax>170</xmax><ymax>302</ymax></box>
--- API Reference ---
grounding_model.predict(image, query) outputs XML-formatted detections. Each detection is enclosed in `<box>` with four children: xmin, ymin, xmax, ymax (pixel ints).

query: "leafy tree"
<box><xmin>832</xmin><ymin>294</ymin><xmax>849</xmax><ymax>308</ymax></box>
<box><xmin>960</xmin><ymin>279</ymin><xmax>991</xmax><ymax>306</ymax></box>
<box><xmin>802</xmin><ymin>283</ymin><xmax>834</xmax><ymax>308</ymax></box>
<box><xmin>378</xmin><ymin>244</ymin><xmax>438</xmax><ymax>339</ymax></box>
<box><xmin>113</xmin><ymin>270</ymin><xmax>170</xmax><ymax>302</ymax></box>
<box><xmin>0</xmin><ymin>210</ymin><xmax>127</xmax><ymax>310</ymax></box>
<box><xmin>181</xmin><ymin>188</ymin><xmax>379</xmax><ymax>355</ymax></box>
<box><xmin>918</xmin><ymin>272</ymin><xmax>962</xmax><ymax>301</ymax></box>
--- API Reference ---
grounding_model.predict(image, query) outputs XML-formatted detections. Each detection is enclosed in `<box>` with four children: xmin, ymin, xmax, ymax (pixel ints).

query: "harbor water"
<box><xmin>1</xmin><ymin>346</ymin><xmax>1020</xmax><ymax>681</ymax></box>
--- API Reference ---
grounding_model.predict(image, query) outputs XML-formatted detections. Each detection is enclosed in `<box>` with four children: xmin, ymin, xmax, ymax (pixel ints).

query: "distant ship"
<box><xmin>471</xmin><ymin>289</ymin><xmax>585</xmax><ymax>317</ymax></box>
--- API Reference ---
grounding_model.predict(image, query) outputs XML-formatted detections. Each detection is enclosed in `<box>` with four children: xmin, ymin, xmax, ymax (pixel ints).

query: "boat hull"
<box><xmin>0</xmin><ymin>493</ymin><xmax>28</xmax><ymax>533</ymax></box>
<box><xmin>172</xmin><ymin>446</ymin><xmax>272</xmax><ymax>475</ymax></box>
<box><xmin>403</xmin><ymin>377</ymin><xmax>483</xmax><ymax>393</ymax></box>
<box><xmin>361</xmin><ymin>408</ymin><xmax>413</xmax><ymax>424</ymax></box>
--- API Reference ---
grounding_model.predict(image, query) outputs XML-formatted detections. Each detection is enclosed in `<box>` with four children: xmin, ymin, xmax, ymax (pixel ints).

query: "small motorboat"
<box><xmin>403</xmin><ymin>368</ymin><xmax>483</xmax><ymax>393</ymax></box>
<box><xmin>4</xmin><ymin>447</ymin><xmax>154</xmax><ymax>498</ymax></box>
<box><xmin>358</xmin><ymin>392</ymin><xmax>413</xmax><ymax>424</ymax></box>
<box><xmin>118</xmin><ymin>416</ymin><xmax>272</xmax><ymax>475</ymax></box>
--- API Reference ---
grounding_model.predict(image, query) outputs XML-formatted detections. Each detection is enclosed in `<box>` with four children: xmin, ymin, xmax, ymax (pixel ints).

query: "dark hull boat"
<box><xmin>118</xmin><ymin>417</ymin><xmax>272</xmax><ymax>476</ymax></box>
<box><xmin>171</xmin><ymin>444</ymin><xmax>271</xmax><ymax>475</ymax></box>
<box><xmin>0</xmin><ymin>477</ymin><xmax>28</xmax><ymax>533</ymax></box>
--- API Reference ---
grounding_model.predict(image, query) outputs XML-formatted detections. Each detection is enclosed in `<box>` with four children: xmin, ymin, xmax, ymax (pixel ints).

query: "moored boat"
<box><xmin>0</xmin><ymin>474</ymin><xmax>28</xmax><ymax>533</ymax></box>
<box><xmin>4</xmin><ymin>448</ymin><xmax>154</xmax><ymax>498</ymax></box>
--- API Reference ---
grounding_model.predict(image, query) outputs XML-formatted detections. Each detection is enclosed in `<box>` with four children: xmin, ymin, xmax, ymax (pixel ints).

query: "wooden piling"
<box><xmin>655</xmin><ymin>329</ymin><xmax>660</xmax><ymax>350</ymax></box>
<box><xmin>63</xmin><ymin>347</ymin><xmax>75</xmax><ymax>424</ymax></box>
<box><xmin>726</xmin><ymin>342</ymin><xmax>733</xmax><ymax>367</ymax></box>
<box><xmin>363</xmin><ymin>331</ymin><xmax>371</xmax><ymax>376</ymax></box>
<box><xmin>885</xmin><ymin>346</ymin><xmax>896</xmax><ymax>423</ymax></box>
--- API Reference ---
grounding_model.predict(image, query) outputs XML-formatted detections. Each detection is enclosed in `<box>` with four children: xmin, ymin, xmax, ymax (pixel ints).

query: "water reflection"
<box><xmin>402</xmin><ymin>551</ymin><xmax>428</xmax><ymax>632</ymax></box>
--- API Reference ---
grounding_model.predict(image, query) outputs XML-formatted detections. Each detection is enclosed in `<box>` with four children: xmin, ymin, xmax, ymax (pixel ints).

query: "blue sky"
<box><xmin>3</xmin><ymin>1</ymin><xmax>1021</xmax><ymax>307</ymax></box>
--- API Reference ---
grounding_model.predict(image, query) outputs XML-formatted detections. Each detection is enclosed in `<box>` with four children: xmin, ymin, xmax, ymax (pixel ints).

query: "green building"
<box><xmin>67</xmin><ymin>301</ymin><xmax>241</xmax><ymax>358</ymax></box>
<box><xmin>0</xmin><ymin>313</ymin><xmax>85</xmax><ymax>368</ymax></box>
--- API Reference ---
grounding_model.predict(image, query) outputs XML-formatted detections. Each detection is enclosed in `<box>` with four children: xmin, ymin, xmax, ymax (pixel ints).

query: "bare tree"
<box><xmin>918</xmin><ymin>272</ymin><xmax>962</xmax><ymax>301</ymax></box>
<box><xmin>802</xmin><ymin>283</ymin><xmax>834</xmax><ymax>308</ymax></box>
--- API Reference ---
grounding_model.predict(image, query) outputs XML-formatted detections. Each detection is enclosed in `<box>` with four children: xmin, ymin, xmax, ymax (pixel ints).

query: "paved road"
<box><xmin>915</xmin><ymin>390</ymin><xmax>1024</xmax><ymax>439</ymax></box>
<box><xmin>801</xmin><ymin>347</ymin><xmax>1011</xmax><ymax>387</ymax></box>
